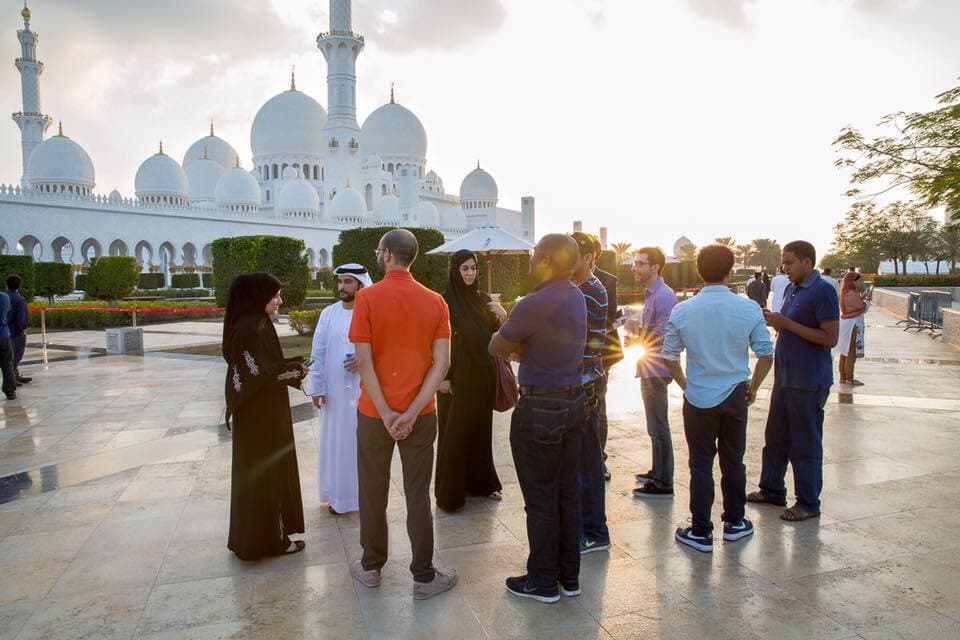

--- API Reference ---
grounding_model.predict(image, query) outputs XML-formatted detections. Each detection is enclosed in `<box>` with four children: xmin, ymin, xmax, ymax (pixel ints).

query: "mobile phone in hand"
<box><xmin>303</xmin><ymin>356</ymin><xmax>315</xmax><ymax>367</ymax></box>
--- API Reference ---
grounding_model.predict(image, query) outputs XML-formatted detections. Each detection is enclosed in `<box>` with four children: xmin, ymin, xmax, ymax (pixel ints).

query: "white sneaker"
<box><xmin>350</xmin><ymin>560</ymin><xmax>381</xmax><ymax>588</ymax></box>
<box><xmin>413</xmin><ymin>568</ymin><xmax>458</xmax><ymax>599</ymax></box>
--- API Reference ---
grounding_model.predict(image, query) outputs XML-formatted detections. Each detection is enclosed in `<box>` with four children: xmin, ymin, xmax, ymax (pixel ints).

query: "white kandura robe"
<box><xmin>303</xmin><ymin>302</ymin><xmax>361</xmax><ymax>513</ymax></box>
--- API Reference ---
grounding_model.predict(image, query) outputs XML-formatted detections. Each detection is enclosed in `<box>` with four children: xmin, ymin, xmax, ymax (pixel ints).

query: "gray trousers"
<box><xmin>640</xmin><ymin>377</ymin><xmax>673</xmax><ymax>488</ymax></box>
<box><xmin>357</xmin><ymin>411</ymin><xmax>437</xmax><ymax>582</ymax></box>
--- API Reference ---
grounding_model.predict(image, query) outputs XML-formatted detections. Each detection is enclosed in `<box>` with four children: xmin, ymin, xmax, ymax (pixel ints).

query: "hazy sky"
<box><xmin>1</xmin><ymin>0</ymin><xmax>958</xmax><ymax>257</ymax></box>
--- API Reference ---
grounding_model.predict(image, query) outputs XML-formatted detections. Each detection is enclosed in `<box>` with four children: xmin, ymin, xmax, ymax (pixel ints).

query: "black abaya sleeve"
<box><xmin>224</xmin><ymin>321</ymin><xmax>305</xmax><ymax>425</ymax></box>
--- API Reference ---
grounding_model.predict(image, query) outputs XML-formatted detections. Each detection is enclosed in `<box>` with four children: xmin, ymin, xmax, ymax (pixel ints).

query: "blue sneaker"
<box><xmin>579</xmin><ymin>538</ymin><xmax>611</xmax><ymax>554</ymax></box>
<box><xmin>675</xmin><ymin>527</ymin><xmax>713</xmax><ymax>553</ymax></box>
<box><xmin>723</xmin><ymin>519</ymin><xmax>754</xmax><ymax>542</ymax></box>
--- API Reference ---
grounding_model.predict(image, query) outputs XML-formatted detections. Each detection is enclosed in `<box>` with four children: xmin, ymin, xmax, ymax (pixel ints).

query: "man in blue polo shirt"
<box><xmin>490</xmin><ymin>233</ymin><xmax>587</xmax><ymax>604</ymax></box>
<box><xmin>0</xmin><ymin>289</ymin><xmax>15</xmax><ymax>400</ymax></box>
<box><xmin>749</xmin><ymin>240</ymin><xmax>839</xmax><ymax>522</ymax></box>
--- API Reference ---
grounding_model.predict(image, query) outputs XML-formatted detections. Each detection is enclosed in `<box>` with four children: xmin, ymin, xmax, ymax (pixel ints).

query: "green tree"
<box><xmin>85</xmin><ymin>257</ymin><xmax>139</xmax><ymax>302</ymax></box>
<box><xmin>735</xmin><ymin>243</ymin><xmax>753</xmax><ymax>266</ymax></box>
<box><xmin>34</xmin><ymin>262</ymin><xmax>75</xmax><ymax>303</ymax></box>
<box><xmin>611</xmin><ymin>242</ymin><xmax>632</xmax><ymax>266</ymax></box>
<box><xmin>211</xmin><ymin>236</ymin><xmax>309</xmax><ymax>308</ymax></box>
<box><xmin>749</xmin><ymin>238</ymin><xmax>782</xmax><ymax>273</ymax></box>
<box><xmin>332</xmin><ymin>227</ymin><xmax>447</xmax><ymax>293</ymax></box>
<box><xmin>714</xmin><ymin>236</ymin><xmax>736</xmax><ymax>250</ymax></box>
<box><xmin>676</xmin><ymin>243</ymin><xmax>698</xmax><ymax>262</ymax></box>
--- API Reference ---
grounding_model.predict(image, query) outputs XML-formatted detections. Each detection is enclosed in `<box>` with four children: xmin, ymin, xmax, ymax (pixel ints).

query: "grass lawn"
<box><xmin>161</xmin><ymin>334</ymin><xmax>314</xmax><ymax>359</ymax></box>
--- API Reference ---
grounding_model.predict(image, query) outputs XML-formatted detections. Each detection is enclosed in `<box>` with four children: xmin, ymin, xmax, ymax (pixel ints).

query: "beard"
<box><xmin>339</xmin><ymin>291</ymin><xmax>355</xmax><ymax>303</ymax></box>
<box><xmin>376</xmin><ymin>254</ymin><xmax>387</xmax><ymax>274</ymax></box>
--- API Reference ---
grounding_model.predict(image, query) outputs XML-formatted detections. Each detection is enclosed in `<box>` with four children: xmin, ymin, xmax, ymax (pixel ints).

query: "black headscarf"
<box><xmin>222</xmin><ymin>272</ymin><xmax>282</xmax><ymax>358</ymax></box>
<box><xmin>443</xmin><ymin>251</ymin><xmax>495</xmax><ymax>364</ymax></box>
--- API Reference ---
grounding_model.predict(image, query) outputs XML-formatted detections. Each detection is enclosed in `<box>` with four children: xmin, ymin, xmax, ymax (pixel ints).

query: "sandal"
<box><xmin>282</xmin><ymin>540</ymin><xmax>306</xmax><ymax>555</ymax></box>
<box><xmin>328</xmin><ymin>505</ymin><xmax>341</xmax><ymax>515</ymax></box>
<box><xmin>780</xmin><ymin>506</ymin><xmax>819</xmax><ymax>522</ymax></box>
<box><xmin>746</xmin><ymin>490</ymin><xmax>787</xmax><ymax>507</ymax></box>
<box><xmin>487</xmin><ymin>491</ymin><xmax>503</xmax><ymax>501</ymax></box>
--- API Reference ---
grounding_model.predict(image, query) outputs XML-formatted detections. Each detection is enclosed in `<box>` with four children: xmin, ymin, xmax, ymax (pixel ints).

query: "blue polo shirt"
<box><xmin>499</xmin><ymin>277</ymin><xmax>587</xmax><ymax>387</ymax></box>
<box><xmin>0</xmin><ymin>292</ymin><xmax>10</xmax><ymax>339</ymax></box>
<box><xmin>775</xmin><ymin>270</ymin><xmax>840</xmax><ymax>390</ymax></box>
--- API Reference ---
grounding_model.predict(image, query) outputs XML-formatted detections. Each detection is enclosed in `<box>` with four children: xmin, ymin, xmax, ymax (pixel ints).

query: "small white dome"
<box><xmin>360</xmin><ymin>101</ymin><xmax>427</xmax><ymax>160</ymax></box>
<box><xmin>186</xmin><ymin>157</ymin><xmax>225</xmax><ymax>202</ymax></box>
<box><xmin>329</xmin><ymin>186</ymin><xmax>366</xmax><ymax>219</ymax></box>
<box><xmin>279</xmin><ymin>177</ymin><xmax>320</xmax><ymax>213</ymax></box>
<box><xmin>376</xmin><ymin>193</ymin><xmax>400</xmax><ymax>222</ymax></box>
<box><xmin>28</xmin><ymin>130</ymin><xmax>95</xmax><ymax>189</ymax></box>
<box><xmin>251</xmin><ymin>89</ymin><xmax>328</xmax><ymax>159</ymax></box>
<box><xmin>415</xmin><ymin>200</ymin><xmax>440</xmax><ymax>227</ymax></box>
<box><xmin>108</xmin><ymin>189</ymin><xmax>122</xmax><ymax>203</ymax></box>
<box><xmin>135</xmin><ymin>149</ymin><xmax>189</xmax><ymax>199</ymax></box>
<box><xmin>459</xmin><ymin>165</ymin><xmax>498</xmax><ymax>202</ymax></box>
<box><xmin>282</xmin><ymin>166</ymin><xmax>297</xmax><ymax>181</ymax></box>
<box><xmin>673</xmin><ymin>236</ymin><xmax>693</xmax><ymax>258</ymax></box>
<box><xmin>441</xmin><ymin>206</ymin><xmax>468</xmax><ymax>230</ymax></box>
<box><xmin>215</xmin><ymin>166</ymin><xmax>261</xmax><ymax>206</ymax></box>
<box><xmin>182</xmin><ymin>131</ymin><xmax>239</xmax><ymax>170</ymax></box>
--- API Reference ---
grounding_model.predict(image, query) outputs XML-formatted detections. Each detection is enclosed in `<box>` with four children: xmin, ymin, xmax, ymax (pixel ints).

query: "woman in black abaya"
<box><xmin>222</xmin><ymin>272</ymin><xmax>308</xmax><ymax>560</ymax></box>
<box><xmin>435</xmin><ymin>250</ymin><xmax>507</xmax><ymax>512</ymax></box>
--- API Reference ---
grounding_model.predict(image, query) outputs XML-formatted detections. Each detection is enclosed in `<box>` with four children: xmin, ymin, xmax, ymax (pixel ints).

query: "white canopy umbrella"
<box><xmin>427</xmin><ymin>225</ymin><xmax>535</xmax><ymax>292</ymax></box>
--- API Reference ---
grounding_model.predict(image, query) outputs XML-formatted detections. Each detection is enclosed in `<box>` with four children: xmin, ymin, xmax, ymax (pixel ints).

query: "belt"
<box><xmin>519</xmin><ymin>384</ymin><xmax>581</xmax><ymax>396</ymax></box>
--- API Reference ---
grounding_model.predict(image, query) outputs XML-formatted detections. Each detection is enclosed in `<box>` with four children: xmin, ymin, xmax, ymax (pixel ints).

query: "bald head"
<box><xmin>530</xmin><ymin>233</ymin><xmax>578</xmax><ymax>283</ymax></box>
<box><xmin>379</xmin><ymin>228</ymin><xmax>419</xmax><ymax>268</ymax></box>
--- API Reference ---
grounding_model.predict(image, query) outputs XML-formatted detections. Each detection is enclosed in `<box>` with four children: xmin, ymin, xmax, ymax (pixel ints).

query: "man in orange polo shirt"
<box><xmin>348</xmin><ymin>228</ymin><xmax>458</xmax><ymax>600</ymax></box>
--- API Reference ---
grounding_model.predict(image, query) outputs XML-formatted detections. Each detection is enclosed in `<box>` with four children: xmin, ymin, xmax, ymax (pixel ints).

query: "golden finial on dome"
<box><xmin>290</xmin><ymin>65</ymin><xmax>296</xmax><ymax>91</ymax></box>
<box><xmin>209</xmin><ymin>121</ymin><xmax>214</xmax><ymax>137</ymax></box>
<box><xmin>202</xmin><ymin>145</ymin><xmax>209</xmax><ymax>160</ymax></box>
<box><xmin>21</xmin><ymin>1</ymin><xmax>30</xmax><ymax>21</ymax></box>
<box><xmin>476</xmin><ymin>159</ymin><xmax>480</xmax><ymax>170</ymax></box>
<box><xmin>56</xmin><ymin>121</ymin><xmax>63</xmax><ymax>137</ymax></box>
<box><xmin>235</xmin><ymin>155</ymin><xmax>241</xmax><ymax>168</ymax></box>
<box><xmin>390</xmin><ymin>82</ymin><xmax>395</xmax><ymax>104</ymax></box>
<box><xmin>159</xmin><ymin>141</ymin><xmax>164</xmax><ymax>155</ymax></box>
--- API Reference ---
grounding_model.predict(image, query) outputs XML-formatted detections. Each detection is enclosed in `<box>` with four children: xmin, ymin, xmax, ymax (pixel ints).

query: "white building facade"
<box><xmin>0</xmin><ymin>1</ymin><xmax>535</xmax><ymax>283</ymax></box>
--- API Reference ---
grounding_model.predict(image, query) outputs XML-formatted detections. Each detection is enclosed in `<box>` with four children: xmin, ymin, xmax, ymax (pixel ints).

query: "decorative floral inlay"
<box><xmin>243</xmin><ymin>351</ymin><xmax>260</xmax><ymax>376</ymax></box>
<box><xmin>277</xmin><ymin>369</ymin><xmax>301</xmax><ymax>382</ymax></box>
<box><xmin>232</xmin><ymin>365</ymin><xmax>242</xmax><ymax>392</ymax></box>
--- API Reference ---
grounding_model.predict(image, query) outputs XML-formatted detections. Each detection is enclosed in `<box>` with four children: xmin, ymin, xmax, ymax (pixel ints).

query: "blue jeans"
<box><xmin>10</xmin><ymin>334</ymin><xmax>25</xmax><ymax>374</ymax></box>
<box><xmin>640</xmin><ymin>377</ymin><xmax>673</xmax><ymax>488</ymax></box>
<box><xmin>759</xmin><ymin>383</ymin><xmax>830</xmax><ymax>512</ymax></box>
<box><xmin>579</xmin><ymin>376</ymin><xmax>609</xmax><ymax>543</ymax></box>
<box><xmin>510</xmin><ymin>388</ymin><xmax>586</xmax><ymax>589</ymax></box>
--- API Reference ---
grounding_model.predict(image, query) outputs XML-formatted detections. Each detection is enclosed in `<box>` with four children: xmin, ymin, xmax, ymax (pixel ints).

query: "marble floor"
<box><xmin>1</xmin><ymin>307</ymin><xmax>959</xmax><ymax>639</ymax></box>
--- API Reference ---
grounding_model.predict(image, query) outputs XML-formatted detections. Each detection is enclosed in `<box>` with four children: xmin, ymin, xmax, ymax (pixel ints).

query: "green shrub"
<box><xmin>476</xmin><ymin>255</ymin><xmax>525</xmax><ymax>302</ymax></box>
<box><xmin>872</xmin><ymin>274</ymin><xmax>960</xmax><ymax>287</ymax></box>
<box><xmin>663</xmin><ymin>261</ymin><xmax>700</xmax><ymax>290</ymax></box>
<box><xmin>289</xmin><ymin>309</ymin><xmax>321</xmax><ymax>335</ymax></box>
<box><xmin>34</xmin><ymin>262</ymin><xmax>75</xmax><ymax>302</ymax></box>
<box><xmin>597</xmin><ymin>250</ymin><xmax>617</xmax><ymax>275</ymax></box>
<box><xmin>0</xmin><ymin>255</ymin><xmax>35</xmax><ymax>301</ymax></box>
<box><xmin>85</xmin><ymin>256</ymin><xmax>140</xmax><ymax>301</ymax></box>
<box><xmin>212</xmin><ymin>236</ymin><xmax>309</xmax><ymax>309</ymax></box>
<box><xmin>332</xmin><ymin>227</ymin><xmax>447</xmax><ymax>292</ymax></box>
<box><xmin>75</xmin><ymin>273</ymin><xmax>87</xmax><ymax>291</ymax></box>
<box><xmin>314</xmin><ymin>269</ymin><xmax>333</xmax><ymax>290</ymax></box>
<box><xmin>129</xmin><ymin>288</ymin><xmax>212</xmax><ymax>299</ymax></box>
<box><xmin>171</xmin><ymin>273</ymin><xmax>201</xmax><ymax>289</ymax></box>
<box><xmin>201</xmin><ymin>272</ymin><xmax>214</xmax><ymax>288</ymax></box>
<box><xmin>138</xmin><ymin>273</ymin><xmax>165</xmax><ymax>289</ymax></box>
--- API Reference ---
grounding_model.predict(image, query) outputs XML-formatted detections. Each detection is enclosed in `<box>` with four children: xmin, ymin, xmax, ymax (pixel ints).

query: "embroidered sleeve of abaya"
<box><xmin>227</xmin><ymin>322</ymin><xmax>304</xmax><ymax>404</ymax></box>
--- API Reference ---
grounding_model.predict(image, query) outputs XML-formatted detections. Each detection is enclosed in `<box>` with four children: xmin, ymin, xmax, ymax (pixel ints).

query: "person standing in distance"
<box><xmin>749</xmin><ymin>240</ymin><xmax>839</xmax><ymax>522</ymax></box>
<box><xmin>490</xmin><ymin>234</ymin><xmax>587</xmax><ymax>603</ymax></box>
<box><xmin>348</xmin><ymin>229</ymin><xmax>458</xmax><ymax>599</ymax></box>
<box><xmin>5</xmin><ymin>276</ymin><xmax>29</xmax><ymax>386</ymax></box>
<box><xmin>746</xmin><ymin>271</ymin><xmax>767</xmax><ymax>308</ymax></box>
<box><xmin>591</xmin><ymin>237</ymin><xmax>622</xmax><ymax>482</ymax></box>
<box><xmin>769</xmin><ymin>266</ymin><xmax>790</xmax><ymax>313</ymax></box>
<box><xmin>0</xmin><ymin>289</ymin><xmax>15</xmax><ymax>400</ymax></box>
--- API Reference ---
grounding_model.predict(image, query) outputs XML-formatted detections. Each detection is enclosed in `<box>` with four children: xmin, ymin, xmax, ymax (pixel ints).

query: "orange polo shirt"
<box><xmin>348</xmin><ymin>269</ymin><xmax>451</xmax><ymax>419</ymax></box>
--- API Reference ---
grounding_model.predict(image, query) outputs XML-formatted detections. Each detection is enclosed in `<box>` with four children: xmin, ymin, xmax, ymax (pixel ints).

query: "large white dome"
<box><xmin>376</xmin><ymin>193</ymin><xmax>400</xmax><ymax>222</ymax></box>
<box><xmin>135</xmin><ymin>149</ymin><xmax>189</xmax><ymax>199</ymax></box>
<box><xmin>440</xmin><ymin>206</ymin><xmax>468</xmax><ymax>230</ymax></box>
<box><xmin>279</xmin><ymin>177</ymin><xmax>320</xmax><ymax>214</ymax></box>
<box><xmin>360</xmin><ymin>101</ymin><xmax>427</xmax><ymax>160</ymax></box>
<box><xmin>215</xmin><ymin>166</ymin><xmax>261</xmax><ymax>207</ymax></box>
<box><xmin>28</xmin><ymin>128</ymin><xmax>95</xmax><ymax>190</ymax></box>
<box><xmin>329</xmin><ymin>186</ymin><xmax>366</xmax><ymax>219</ymax></box>
<box><xmin>415</xmin><ymin>200</ymin><xmax>440</xmax><ymax>227</ymax></box>
<box><xmin>251</xmin><ymin>89</ymin><xmax>327</xmax><ymax>159</ymax></box>
<box><xmin>459</xmin><ymin>166</ymin><xmax>498</xmax><ymax>202</ymax></box>
<box><xmin>182</xmin><ymin>129</ymin><xmax>239</xmax><ymax>170</ymax></box>
<box><xmin>185</xmin><ymin>156</ymin><xmax>225</xmax><ymax>202</ymax></box>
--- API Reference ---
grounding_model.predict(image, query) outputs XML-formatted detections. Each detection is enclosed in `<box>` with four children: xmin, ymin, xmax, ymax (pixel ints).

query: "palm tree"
<box><xmin>750</xmin><ymin>238</ymin><xmax>782</xmax><ymax>273</ymax></box>
<box><xmin>611</xmin><ymin>242</ymin><xmax>632</xmax><ymax>266</ymax></box>
<box><xmin>677</xmin><ymin>243</ymin><xmax>698</xmax><ymax>262</ymax></box>
<box><xmin>735</xmin><ymin>244</ymin><xmax>754</xmax><ymax>267</ymax></box>
<box><xmin>714</xmin><ymin>236</ymin><xmax>736</xmax><ymax>249</ymax></box>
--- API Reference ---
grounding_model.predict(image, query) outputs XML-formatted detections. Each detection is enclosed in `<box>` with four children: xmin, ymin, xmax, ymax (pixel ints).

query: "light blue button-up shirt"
<box><xmin>662</xmin><ymin>285</ymin><xmax>774</xmax><ymax>409</ymax></box>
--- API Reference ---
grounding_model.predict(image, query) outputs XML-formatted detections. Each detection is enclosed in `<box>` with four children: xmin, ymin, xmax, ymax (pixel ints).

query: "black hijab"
<box><xmin>221</xmin><ymin>272</ymin><xmax>282</xmax><ymax>358</ymax></box>
<box><xmin>443</xmin><ymin>250</ymin><xmax>495</xmax><ymax>358</ymax></box>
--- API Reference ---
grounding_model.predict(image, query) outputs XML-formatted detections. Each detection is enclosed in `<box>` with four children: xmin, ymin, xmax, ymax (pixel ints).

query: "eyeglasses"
<box><xmin>634</xmin><ymin>261</ymin><xmax>650</xmax><ymax>267</ymax></box>
<box><xmin>374</xmin><ymin>248</ymin><xmax>390</xmax><ymax>258</ymax></box>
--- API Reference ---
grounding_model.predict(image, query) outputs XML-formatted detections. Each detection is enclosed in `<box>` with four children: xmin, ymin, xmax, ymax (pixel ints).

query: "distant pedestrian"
<box><xmin>490</xmin><ymin>233</ymin><xmax>587</xmax><ymax>603</ymax></box>
<box><xmin>0</xmin><ymin>290</ymin><xmax>15</xmax><ymax>400</ymax></box>
<box><xmin>749</xmin><ymin>241</ymin><xmax>839</xmax><ymax>522</ymax></box>
<box><xmin>631</xmin><ymin>247</ymin><xmax>678</xmax><ymax>498</ymax></box>
<box><xmin>769</xmin><ymin>266</ymin><xmax>789</xmax><ymax>312</ymax></box>
<box><xmin>821</xmin><ymin>268</ymin><xmax>840</xmax><ymax>295</ymax></box>
<box><xmin>746</xmin><ymin>272</ymin><xmax>767</xmax><ymax>307</ymax></box>
<box><xmin>5</xmin><ymin>275</ymin><xmax>29</xmax><ymax>386</ymax></box>
<box><xmin>762</xmin><ymin>271</ymin><xmax>771</xmax><ymax>298</ymax></box>
<box><xmin>835</xmin><ymin>271</ymin><xmax>869</xmax><ymax>386</ymax></box>
<box><xmin>592</xmin><ymin>236</ymin><xmax>622</xmax><ymax>482</ymax></box>
<box><xmin>662</xmin><ymin>245</ymin><xmax>774</xmax><ymax>553</ymax></box>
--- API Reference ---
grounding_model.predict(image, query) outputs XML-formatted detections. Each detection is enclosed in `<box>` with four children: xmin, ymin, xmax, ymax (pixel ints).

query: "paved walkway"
<box><xmin>0</xmin><ymin>307</ymin><xmax>958</xmax><ymax>638</ymax></box>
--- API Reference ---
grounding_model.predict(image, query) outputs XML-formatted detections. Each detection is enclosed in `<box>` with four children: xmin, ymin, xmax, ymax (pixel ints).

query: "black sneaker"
<box><xmin>723</xmin><ymin>519</ymin><xmax>754</xmax><ymax>542</ymax></box>
<box><xmin>559</xmin><ymin>581</ymin><xmax>581</xmax><ymax>597</ymax></box>
<box><xmin>16</xmin><ymin>376</ymin><xmax>31</xmax><ymax>384</ymax></box>
<box><xmin>632</xmin><ymin>482</ymin><xmax>673</xmax><ymax>499</ymax></box>
<box><xmin>579</xmin><ymin>538</ymin><xmax>611</xmax><ymax>554</ymax></box>
<box><xmin>675</xmin><ymin>527</ymin><xmax>713</xmax><ymax>553</ymax></box>
<box><xmin>505</xmin><ymin>575</ymin><xmax>560</xmax><ymax>603</ymax></box>
<box><xmin>635</xmin><ymin>470</ymin><xmax>655</xmax><ymax>482</ymax></box>
<box><xmin>4</xmin><ymin>392</ymin><xmax>15</xmax><ymax>400</ymax></box>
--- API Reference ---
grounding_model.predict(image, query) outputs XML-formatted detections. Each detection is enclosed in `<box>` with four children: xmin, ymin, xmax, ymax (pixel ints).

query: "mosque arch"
<box><xmin>0</xmin><ymin>236</ymin><xmax>7</xmax><ymax>254</ymax></box>
<box><xmin>272</xmin><ymin>164</ymin><xmax>279</xmax><ymax>179</ymax></box>
<box><xmin>387</xmin><ymin>162</ymin><xmax>394</xmax><ymax>174</ymax></box>
<box><xmin>18</xmin><ymin>235</ymin><xmax>42</xmax><ymax>260</ymax></box>
<box><xmin>364</xmin><ymin>183</ymin><xmax>373</xmax><ymax>211</ymax></box>
<box><xmin>52</xmin><ymin>236</ymin><xmax>74</xmax><ymax>263</ymax></box>
<box><xmin>265</xmin><ymin>189</ymin><xmax>271</xmax><ymax>202</ymax></box>
<box><xmin>313</xmin><ymin>165</ymin><xmax>320</xmax><ymax>180</ymax></box>
<box><xmin>201</xmin><ymin>243</ymin><xmax>213</xmax><ymax>266</ymax></box>
<box><xmin>135</xmin><ymin>241</ymin><xmax>153</xmax><ymax>268</ymax></box>
<box><xmin>181</xmin><ymin>243</ymin><xmax>198</xmax><ymax>268</ymax></box>
<box><xmin>109</xmin><ymin>239</ymin><xmax>129</xmax><ymax>257</ymax></box>
<box><xmin>381</xmin><ymin>184</ymin><xmax>387</xmax><ymax>196</ymax></box>
<box><xmin>158</xmin><ymin>241</ymin><xmax>176</xmax><ymax>274</ymax></box>
<box><xmin>80</xmin><ymin>238</ymin><xmax>102</xmax><ymax>266</ymax></box>
<box><xmin>318</xmin><ymin>248</ymin><xmax>329</xmax><ymax>268</ymax></box>
<box><xmin>305</xmin><ymin>248</ymin><xmax>316</xmax><ymax>269</ymax></box>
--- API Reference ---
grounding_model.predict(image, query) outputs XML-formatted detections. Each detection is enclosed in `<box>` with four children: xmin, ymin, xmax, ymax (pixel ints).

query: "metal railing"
<box><xmin>899</xmin><ymin>290</ymin><xmax>953</xmax><ymax>338</ymax></box>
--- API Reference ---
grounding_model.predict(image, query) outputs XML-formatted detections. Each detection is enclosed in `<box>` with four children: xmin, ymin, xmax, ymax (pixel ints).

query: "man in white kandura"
<box><xmin>305</xmin><ymin>263</ymin><xmax>373</xmax><ymax>515</ymax></box>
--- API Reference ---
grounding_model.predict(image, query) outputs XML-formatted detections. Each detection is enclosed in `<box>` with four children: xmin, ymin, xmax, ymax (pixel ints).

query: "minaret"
<box><xmin>317</xmin><ymin>0</ymin><xmax>364</xmax><ymax>213</ymax></box>
<box><xmin>12</xmin><ymin>2</ymin><xmax>53</xmax><ymax>189</ymax></box>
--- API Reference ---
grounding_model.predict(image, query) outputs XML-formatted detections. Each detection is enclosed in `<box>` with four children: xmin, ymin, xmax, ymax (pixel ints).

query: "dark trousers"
<box><xmin>578</xmin><ymin>376</ymin><xmax>609</xmax><ymax>543</ymax></box>
<box><xmin>0</xmin><ymin>338</ymin><xmax>14</xmax><ymax>395</ymax></box>
<box><xmin>759</xmin><ymin>384</ymin><xmax>829</xmax><ymax>513</ymax></box>
<box><xmin>598</xmin><ymin>366</ymin><xmax>611</xmax><ymax>464</ymax></box>
<box><xmin>682</xmin><ymin>383</ymin><xmax>749</xmax><ymax>534</ymax></box>
<box><xmin>10</xmin><ymin>334</ymin><xmax>25</xmax><ymax>375</ymax></box>
<box><xmin>641</xmin><ymin>376</ymin><xmax>673</xmax><ymax>487</ymax></box>
<box><xmin>510</xmin><ymin>388</ymin><xmax>586</xmax><ymax>589</ymax></box>
<box><xmin>357</xmin><ymin>411</ymin><xmax>437</xmax><ymax>582</ymax></box>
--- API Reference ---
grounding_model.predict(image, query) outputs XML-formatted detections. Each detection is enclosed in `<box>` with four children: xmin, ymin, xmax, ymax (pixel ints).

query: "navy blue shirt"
<box><xmin>5</xmin><ymin>290</ymin><xmax>27</xmax><ymax>334</ymax></box>
<box><xmin>775</xmin><ymin>270</ymin><xmax>840</xmax><ymax>390</ymax></box>
<box><xmin>578</xmin><ymin>275</ymin><xmax>607</xmax><ymax>384</ymax></box>
<box><xmin>0</xmin><ymin>292</ymin><xmax>9</xmax><ymax>340</ymax></box>
<box><xmin>499</xmin><ymin>277</ymin><xmax>587</xmax><ymax>387</ymax></box>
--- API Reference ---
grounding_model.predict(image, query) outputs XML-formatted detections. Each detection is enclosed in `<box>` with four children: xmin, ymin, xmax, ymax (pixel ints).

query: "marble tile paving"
<box><xmin>0</xmin><ymin>307</ymin><xmax>958</xmax><ymax>638</ymax></box>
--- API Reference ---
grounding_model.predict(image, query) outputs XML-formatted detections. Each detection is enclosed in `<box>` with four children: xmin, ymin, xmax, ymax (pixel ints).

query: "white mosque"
<box><xmin>0</xmin><ymin>1</ymin><xmax>536</xmax><ymax>282</ymax></box>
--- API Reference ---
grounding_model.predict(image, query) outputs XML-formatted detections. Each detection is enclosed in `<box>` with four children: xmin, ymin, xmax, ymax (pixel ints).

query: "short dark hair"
<box><xmin>822</xmin><ymin>267</ymin><xmax>832</xmax><ymax>276</ymax></box>
<box><xmin>636</xmin><ymin>246</ymin><xmax>665</xmax><ymax>274</ymax></box>
<box><xmin>591</xmin><ymin>236</ymin><xmax>603</xmax><ymax>258</ymax></box>
<box><xmin>380</xmin><ymin>228</ymin><xmax>419</xmax><ymax>267</ymax></box>
<box><xmin>6</xmin><ymin>274</ymin><xmax>22</xmax><ymax>291</ymax></box>
<box><xmin>536</xmin><ymin>233</ymin><xmax>578</xmax><ymax>273</ymax></box>
<box><xmin>569</xmin><ymin>232</ymin><xmax>597</xmax><ymax>258</ymax></box>
<box><xmin>697</xmin><ymin>244</ymin><xmax>735</xmax><ymax>283</ymax></box>
<box><xmin>783</xmin><ymin>240</ymin><xmax>816</xmax><ymax>266</ymax></box>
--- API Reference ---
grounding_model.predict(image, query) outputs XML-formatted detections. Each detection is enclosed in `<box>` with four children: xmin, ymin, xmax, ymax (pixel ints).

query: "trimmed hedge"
<box><xmin>171</xmin><ymin>273</ymin><xmax>201</xmax><ymax>289</ymax></box>
<box><xmin>28</xmin><ymin>300</ymin><xmax>223</xmax><ymax>330</ymax></box>
<box><xmin>0</xmin><ymin>255</ymin><xmax>35</xmax><ymax>301</ymax></box>
<box><xmin>34</xmin><ymin>262</ymin><xmax>74</xmax><ymax>302</ymax></box>
<box><xmin>138</xmin><ymin>273</ymin><xmax>165</xmax><ymax>289</ymax></box>
<box><xmin>332</xmin><ymin>227</ymin><xmax>447</xmax><ymax>292</ymax></box>
<box><xmin>201</xmin><ymin>272</ymin><xmax>214</xmax><ymax>288</ymax></box>
<box><xmin>212</xmin><ymin>236</ymin><xmax>309</xmax><ymax>309</ymax></box>
<box><xmin>873</xmin><ymin>274</ymin><xmax>960</xmax><ymax>287</ymax></box>
<box><xmin>75</xmin><ymin>273</ymin><xmax>87</xmax><ymax>291</ymax></box>
<box><xmin>86</xmin><ymin>256</ymin><xmax>140</xmax><ymax>301</ymax></box>
<box><xmin>289</xmin><ymin>309</ymin><xmax>321</xmax><ymax>335</ymax></box>
<box><xmin>130</xmin><ymin>288</ymin><xmax>212</xmax><ymax>299</ymax></box>
<box><xmin>597</xmin><ymin>250</ymin><xmax>617</xmax><ymax>275</ymax></box>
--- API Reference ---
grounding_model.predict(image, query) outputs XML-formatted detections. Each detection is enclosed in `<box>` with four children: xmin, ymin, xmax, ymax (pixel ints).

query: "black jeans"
<box><xmin>682</xmin><ymin>382</ymin><xmax>749</xmax><ymax>535</ymax></box>
<box><xmin>510</xmin><ymin>388</ymin><xmax>586</xmax><ymax>589</ymax></box>
<box><xmin>10</xmin><ymin>334</ymin><xmax>25</xmax><ymax>375</ymax></box>
<box><xmin>579</xmin><ymin>376</ymin><xmax>609</xmax><ymax>543</ymax></box>
<box><xmin>0</xmin><ymin>338</ymin><xmax>15</xmax><ymax>395</ymax></box>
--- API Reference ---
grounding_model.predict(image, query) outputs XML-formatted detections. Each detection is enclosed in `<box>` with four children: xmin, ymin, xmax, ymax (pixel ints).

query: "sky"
<box><xmin>1</xmin><ymin>0</ymin><xmax>958</xmax><ymax>259</ymax></box>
